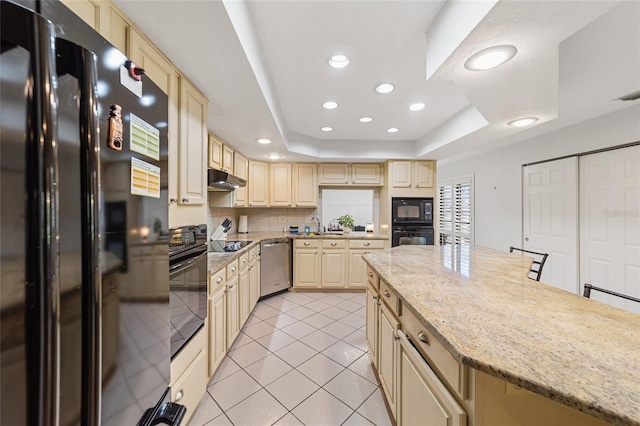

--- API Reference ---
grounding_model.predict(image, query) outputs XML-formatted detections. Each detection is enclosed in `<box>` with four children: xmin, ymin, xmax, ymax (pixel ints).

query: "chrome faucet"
<box><xmin>312</xmin><ymin>216</ymin><xmax>321</xmax><ymax>234</ymax></box>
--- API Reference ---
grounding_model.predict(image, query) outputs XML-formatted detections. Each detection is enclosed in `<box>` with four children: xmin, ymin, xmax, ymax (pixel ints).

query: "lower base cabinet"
<box><xmin>397</xmin><ymin>331</ymin><xmax>466</xmax><ymax>426</ymax></box>
<box><xmin>208</xmin><ymin>286</ymin><xmax>226</xmax><ymax>377</ymax></box>
<box><xmin>378</xmin><ymin>300</ymin><xmax>399</xmax><ymax>418</ymax></box>
<box><xmin>226</xmin><ymin>275</ymin><xmax>240</xmax><ymax>349</ymax></box>
<box><xmin>365</xmin><ymin>283</ymin><xmax>379</xmax><ymax>367</ymax></box>
<box><xmin>249</xmin><ymin>259</ymin><xmax>260</xmax><ymax>309</ymax></box>
<box><xmin>239</xmin><ymin>267</ymin><xmax>251</xmax><ymax>325</ymax></box>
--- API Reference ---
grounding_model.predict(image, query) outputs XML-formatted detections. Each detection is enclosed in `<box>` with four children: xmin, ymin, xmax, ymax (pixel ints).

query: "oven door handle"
<box><xmin>170</xmin><ymin>251</ymin><xmax>207</xmax><ymax>276</ymax></box>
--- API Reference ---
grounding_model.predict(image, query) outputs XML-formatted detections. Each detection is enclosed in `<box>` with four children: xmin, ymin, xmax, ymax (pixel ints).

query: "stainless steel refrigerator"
<box><xmin>0</xmin><ymin>1</ymin><xmax>183</xmax><ymax>425</ymax></box>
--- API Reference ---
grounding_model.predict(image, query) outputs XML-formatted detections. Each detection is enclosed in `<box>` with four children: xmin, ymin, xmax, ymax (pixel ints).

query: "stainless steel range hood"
<box><xmin>207</xmin><ymin>169</ymin><xmax>247</xmax><ymax>191</ymax></box>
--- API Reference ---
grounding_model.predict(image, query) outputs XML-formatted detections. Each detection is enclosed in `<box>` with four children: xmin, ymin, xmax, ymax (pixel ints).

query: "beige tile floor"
<box><xmin>189</xmin><ymin>291</ymin><xmax>393</xmax><ymax>426</ymax></box>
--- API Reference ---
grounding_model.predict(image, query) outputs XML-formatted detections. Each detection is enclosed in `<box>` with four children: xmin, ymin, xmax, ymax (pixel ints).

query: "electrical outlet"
<box><xmin>278</xmin><ymin>216</ymin><xmax>286</xmax><ymax>223</ymax></box>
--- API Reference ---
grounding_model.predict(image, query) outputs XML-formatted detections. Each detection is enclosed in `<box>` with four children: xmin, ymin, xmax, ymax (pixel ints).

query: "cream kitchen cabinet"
<box><xmin>365</xmin><ymin>281</ymin><xmax>379</xmax><ymax>367</ymax></box>
<box><xmin>208</xmin><ymin>267</ymin><xmax>226</xmax><ymax>377</ymax></box>
<box><xmin>390</xmin><ymin>160</ymin><xmax>435</xmax><ymax>189</ymax></box>
<box><xmin>122</xmin><ymin>243</ymin><xmax>169</xmax><ymax>300</ymax></box>
<box><xmin>60</xmin><ymin>0</ymin><xmax>130</xmax><ymax>54</ymax></box>
<box><xmin>293</xmin><ymin>240</ymin><xmax>321</xmax><ymax>288</ymax></box>
<box><xmin>248</xmin><ymin>161</ymin><xmax>269</xmax><ymax>207</ymax></box>
<box><xmin>319</xmin><ymin>163</ymin><xmax>383</xmax><ymax>186</ymax></box>
<box><xmin>178</xmin><ymin>77</ymin><xmax>207</xmax><ymax>207</ymax></box>
<box><xmin>239</xmin><ymin>250</ymin><xmax>251</xmax><ymax>325</ymax></box>
<box><xmin>223</xmin><ymin>145</ymin><xmax>234</xmax><ymax>174</ymax></box>
<box><xmin>293</xmin><ymin>163</ymin><xmax>318</xmax><ymax>207</ymax></box>
<box><xmin>348</xmin><ymin>240</ymin><xmax>385</xmax><ymax>288</ymax></box>
<box><xmin>248</xmin><ymin>246</ymin><xmax>260</xmax><ymax>309</ymax></box>
<box><xmin>225</xmin><ymin>274</ymin><xmax>240</xmax><ymax>349</ymax></box>
<box><xmin>233</xmin><ymin>153</ymin><xmax>248</xmax><ymax>207</ymax></box>
<box><xmin>320</xmin><ymin>239</ymin><xmax>348</xmax><ymax>288</ymax></box>
<box><xmin>319</xmin><ymin>163</ymin><xmax>351</xmax><ymax>185</ymax></box>
<box><xmin>208</xmin><ymin>134</ymin><xmax>223</xmax><ymax>170</ymax></box>
<box><xmin>270</xmin><ymin>163</ymin><xmax>293</xmax><ymax>207</ymax></box>
<box><xmin>351</xmin><ymin>163</ymin><xmax>383</xmax><ymax>185</ymax></box>
<box><xmin>378</xmin><ymin>298</ymin><xmax>399</xmax><ymax>419</ymax></box>
<box><xmin>397</xmin><ymin>331</ymin><xmax>466</xmax><ymax>426</ymax></box>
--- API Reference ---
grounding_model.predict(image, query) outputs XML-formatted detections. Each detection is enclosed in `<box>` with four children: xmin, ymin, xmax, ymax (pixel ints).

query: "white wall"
<box><xmin>437</xmin><ymin>105</ymin><xmax>640</xmax><ymax>251</ymax></box>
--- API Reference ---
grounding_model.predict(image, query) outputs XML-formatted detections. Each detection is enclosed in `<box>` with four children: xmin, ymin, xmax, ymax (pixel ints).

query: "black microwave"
<box><xmin>392</xmin><ymin>197</ymin><xmax>433</xmax><ymax>226</ymax></box>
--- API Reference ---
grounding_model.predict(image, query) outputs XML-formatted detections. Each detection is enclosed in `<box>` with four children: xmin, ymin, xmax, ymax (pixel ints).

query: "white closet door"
<box><xmin>523</xmin><ymin>157</ymin><xmax>578</xmax><ymax>292</ymax></box>
<box><xmin>579</xmin><ymin>145</ymin><xmax>640</xmax><ymax>314</ymax></box>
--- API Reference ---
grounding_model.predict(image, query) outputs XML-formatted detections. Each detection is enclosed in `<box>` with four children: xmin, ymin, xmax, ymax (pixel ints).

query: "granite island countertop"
<box><xmin>363</xmin><ymin>245</ymin><xmax>640</xmax><ymax>426</ymax></box>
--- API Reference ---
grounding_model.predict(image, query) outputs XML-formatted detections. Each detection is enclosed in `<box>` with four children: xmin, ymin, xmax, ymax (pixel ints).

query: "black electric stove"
<box><xmin>208</xmin><ymin>240</ymin><xmax>253</xmax><ymax>253</ymax></box>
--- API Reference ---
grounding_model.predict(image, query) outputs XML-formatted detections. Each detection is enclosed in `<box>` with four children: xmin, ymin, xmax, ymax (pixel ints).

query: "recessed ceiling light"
<box><xmin>359</xmin><ymin>117</ymin><xmax>373</xmax><ymax>123</ymax></box>
<box><xmin>328</xmin><ymin>55</ymin><xmax>350</xmax><ymax>69</ymax></box>
<box><xmin>375</xmin><ymin>83</ymin><xmax>395</xmax><ymax>94</ymax></box>
<box><xmin>321</xmin><ymin>126</ymin><xmax>333</xmax><ymax>132</ymax></box>
<box><xmin>267</xmin><ymin>154</ymin><xmax>281</xmax><ymax>160</ymax></box>
<box><xmin>507</xmin><ymin>117</ymin><xmax>539</xmax><ymax>127</ymax></box>
<box><xmin>409</xmin><ymin>103</ymin><xmax>425</xmax><ymax>111</ymax></box>
<box><xmin>322</xmin><ymin>101</ymin><xmax>338</xmax><ymax>109</ymax></box>
<box><xmin>257</xmin><ymin>138</ymin><xmax>272</xmax><ymax>144</ymax></box>
<box><xmin>387</xmin><ymin>127</ymin><xmax>399</xmax><ymax>133</ymax></box>
<box><xmin>465</xmin><ymin>45</ymin><xmax>517</xmax><ymax>71</ymax></box>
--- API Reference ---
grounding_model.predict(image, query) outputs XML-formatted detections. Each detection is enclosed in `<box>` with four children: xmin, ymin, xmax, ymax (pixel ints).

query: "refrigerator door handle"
<box><xmin>56</xmin><ymin>38</ymin><xmax>102</xmax><ymax>426</ymax></box>
<box><xmin>1</xmin><ymin>2</ymin><xmax>61</xmax><ymax>425</ymax></box>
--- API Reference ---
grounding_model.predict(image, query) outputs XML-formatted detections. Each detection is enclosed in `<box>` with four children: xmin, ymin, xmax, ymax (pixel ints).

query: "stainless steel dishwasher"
<box><xmin>260</xmin><ymin>238</ymin><xmax>292</xmax><ymax>298</ymax></box>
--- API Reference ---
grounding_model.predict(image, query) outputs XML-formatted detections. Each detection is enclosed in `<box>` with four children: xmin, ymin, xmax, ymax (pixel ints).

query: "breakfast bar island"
<box><xmin>363</xmin><ymin>245</ymin><xmax>639</xmax><ymax>426</ymax></box>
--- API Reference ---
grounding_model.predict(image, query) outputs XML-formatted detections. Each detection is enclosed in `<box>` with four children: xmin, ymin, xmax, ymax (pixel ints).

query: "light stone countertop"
<box><xmin>363</xmin><ymin>245</ymin><xmax>640</xmax><ymax>426</ymax></box>
<box><xmin>207</xmin><ymin>232</ymin><xmax>388</xmax><ymax>274</ymax></box>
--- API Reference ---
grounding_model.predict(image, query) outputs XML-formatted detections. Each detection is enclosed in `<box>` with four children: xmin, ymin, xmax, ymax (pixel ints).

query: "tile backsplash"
<box><xmin>207</xmin><ymin>188</ymin><xmax>379</xmax><ymax>237</ymax></box>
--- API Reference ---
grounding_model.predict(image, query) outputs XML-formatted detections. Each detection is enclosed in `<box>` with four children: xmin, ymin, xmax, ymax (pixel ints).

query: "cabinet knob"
<box><xmin>330</xmin><ymin>242</ymin><xmax>337</xmax><ymax>246</ymax></box>
<box><xmin>216</xmin><ymin>277</ymin><xmax>223</xmax><ymax>283</ymax></box>
<box><xmin>417</xmin><ymin>331</ymin><xmax>429</xmax><ymax>345</ymax></box>
<box><xmin>231</xmin><ymin>266</ymin><xmax>237</xmax><ymax>271</ymax></box>
<box><xmin>174</xmin><ymin>389</ymin><xmax>184</xmax><ymax>402</ymax></box>
<box><xmin>304</xmin><ymin>242</ymin><xmax>311</xmax><ymax>246</ymax></box>
<box><xmin>182</xmin><ymin>197</ymin><xmax>189</xmax><ymax>203</ymax></box>
<box><xmin>368</xmin><ymin>272</ymin><xmax>373</xmax><ymax>277</ymax></box>
<box><xmin>383</xmin><ymin>290</ymin><xmax>390</xmax><ymax>298</ymax></box>
<box><xmin>243</xmin><ymin>258</ymin><xmax>247</xmax><ymax>263</ymax></box>
<box><xmin>364</xmin><ymin>242</ymin><xmax>370</xmax><ymax>246</ymax></box>
<box><xmin>169</xmin><ymin>197</ymin><xmax>178</xmax><ymax>204</ymax></box>
<box><xmin>372</xmin><ymin>295</ymin><xmax>379</xmax><ymax>300</ymax></box>
<box><xmin>289</xmin><ymin>203</ymin><xmax>291</xmax><ymax>206</ymax></box>
<box><xmin>228</xmin><ymin>283</ymin><xmax>235</xmax><ymax>289</ymax></box>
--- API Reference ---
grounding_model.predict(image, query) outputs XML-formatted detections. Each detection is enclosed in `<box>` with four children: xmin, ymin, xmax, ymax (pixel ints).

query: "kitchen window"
<box><xmin>438</xmin><ymin>176</ymin><xmax>473</xmax><ymax>245</ymax></box>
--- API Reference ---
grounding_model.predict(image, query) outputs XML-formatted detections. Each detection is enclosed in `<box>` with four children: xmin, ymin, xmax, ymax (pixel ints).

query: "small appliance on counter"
<box><xmin>210</xmin><ymin>218</ymin><xmax>232</xmax><ymax>241</ymax></box>
<box><xmin>238</xmin><ymin>215</ymin><xmax>248</xmax><ymax>233</ymax></box>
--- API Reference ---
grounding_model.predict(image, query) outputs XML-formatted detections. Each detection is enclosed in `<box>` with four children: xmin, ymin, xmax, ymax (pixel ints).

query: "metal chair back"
<box><xmin>509</xmin><ymin>246</ymin><xmax>549</xmax><ymax>281</ymax></box>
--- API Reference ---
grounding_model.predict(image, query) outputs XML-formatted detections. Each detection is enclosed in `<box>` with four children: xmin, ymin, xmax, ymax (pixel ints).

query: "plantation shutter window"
<box><xmin>438</xmin><ymin>176</ymin><xmax>473</xmax><ymax>245</ymax></box>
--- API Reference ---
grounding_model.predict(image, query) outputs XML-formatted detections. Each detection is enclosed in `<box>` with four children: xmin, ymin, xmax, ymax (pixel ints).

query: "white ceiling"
<box><xmin>112</xmin><ymin>0</ymin><xmax>640</xmax><ymax>164</ymax></box>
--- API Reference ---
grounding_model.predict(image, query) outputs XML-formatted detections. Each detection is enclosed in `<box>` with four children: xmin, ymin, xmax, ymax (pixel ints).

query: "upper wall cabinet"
<box><xmin>319</xmin><ymin>164</ymin><xmax>351</xmax><ymax>185</ymax></box>
<box><xmin>178</xmin><ymin>77</ymin><xmax>208</xmax><ymax>207</ymax></box>
<box><xmin>293</xmin><ymin>163</ymin><xmax>318</xmax><ymax>207</ymax></box>
<box><xmin>60</xmin><ymin>0</ymin><xmax>129</xmax><ymax>54</ymax></box>
<box><xmin>233</xmin><ymin>153</ymin><xmax>248</xmax><ymax>207</ymax></box>
<box><xmin>248</xmin><ymin>161</ymin><xmax>269</xmax><ymax>207</ymax></box>
<box><xmin>352</xmin><ymin>163</ymin><xmax>382</xmax><ymax>185</ymax></box>
<box><xmin>390</xmin><ymin>160</ymin><xmax>434</xmax><ymax>189</ymax></box>
<box><xmin>319</xmin><ymin>163</ymin><xmax>383</xmax><ymax>186</ymax></box>
<box><xmin>208</xmin><ymin>133</ymin><xmax>234</xmax><ymax>174</ymax></box>
<box><xmin>270</xmin><ymin>163</ymin><xmax>293</xmax><ymax>207</ymax></box>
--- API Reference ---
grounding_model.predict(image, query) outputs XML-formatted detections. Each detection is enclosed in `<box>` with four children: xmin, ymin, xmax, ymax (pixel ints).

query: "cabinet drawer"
<box><xmin>238</xmin><ymin>251</ymin><xmax>250</xmax><ymax>271</ymax></box>
<box><xmin>349</xmin><ymin>240</ymin><xmax>385</xmax><ymax>249</ymax></box>
<box><xmin>171</xmin><ymin>350</ymin><xmax>207</xmax><ymax>425</ymax></box>
<box><xmin>209</xmin><ymin>267</ymin><xmax>226</xmax><ymax>295</ymax></box>
<box><xmin>401</xmin><ymin>306</ymin><xmax>466</xmax><ymax>400</ymax></box>
<box><xmin>366</xmin><ymin>265</ymin><xmax>379</xmax><ymax>290</ymax></box>
<box><xmin>295</xmin><ymin>239</ymin><xmax>319</xmax><ymax>249</ymax></box>
<box><xmin>154</xmin><ymin>244</ymin><xmax>169</xmax><ymax>254</ymax></box>
<box><xmin>226</xmin><ymin>259</ymin><xmax>239</xmax><ymax>278</ymax></box>
<box><xmin>321</xmin><ymin>239</ymin><xmax>347</xmax><ymax>249</ymax></box>
<box><xmin>379</xmin><ymin>280</ymin><xmax>399</xmax><ymax>316</ymax></box>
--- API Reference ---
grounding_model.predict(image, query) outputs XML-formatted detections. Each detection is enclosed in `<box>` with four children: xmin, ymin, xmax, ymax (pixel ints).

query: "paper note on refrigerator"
<box><xmin>131</xmin><ymin>157</ymin><xmax>160</xmax><ymax>198</ymax></box>
<box><xmin>130</xmin><ymin>113</ymin><xmax>160</xmax><ymax>160</ymax></box>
